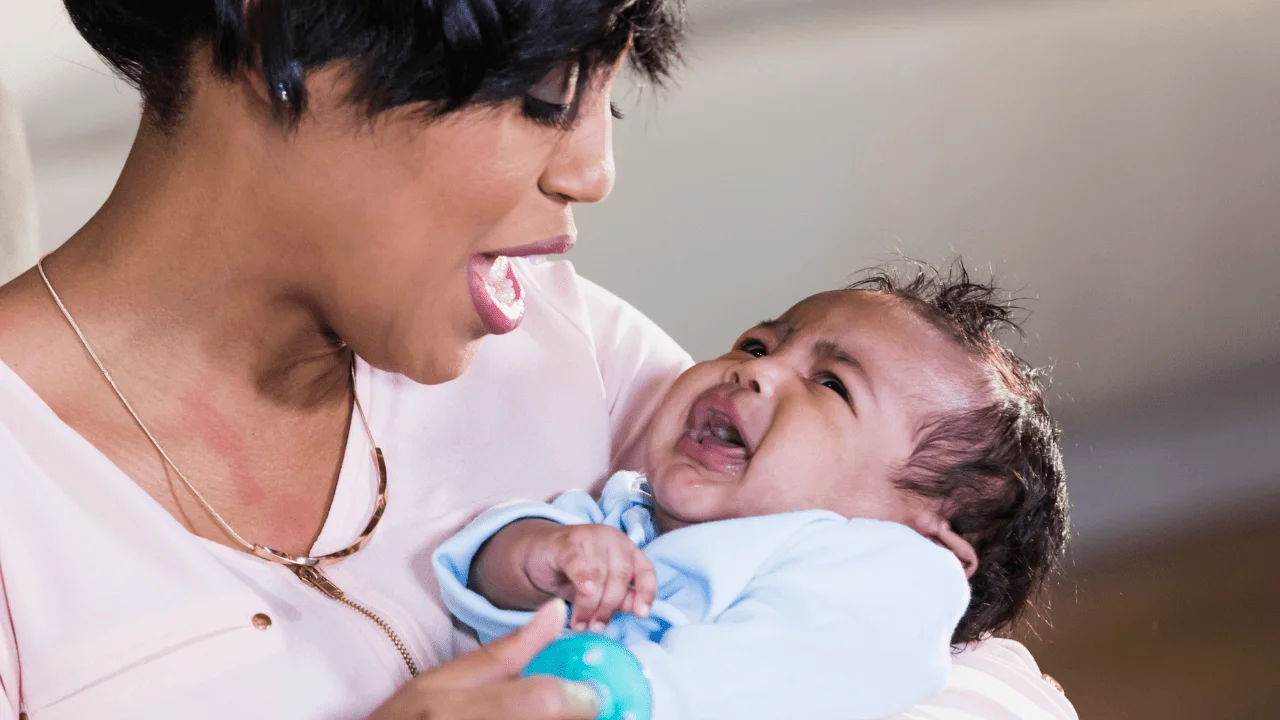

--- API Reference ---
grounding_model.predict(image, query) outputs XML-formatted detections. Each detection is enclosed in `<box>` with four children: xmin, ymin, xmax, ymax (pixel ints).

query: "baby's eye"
<box><xmin>817</xmin><ymin>374</ymin><xmax>850</xmax><ymax>402</ymax></box>
<box><xmin>738</xmin><ymin>339</ymin><xmax>767</xmax><ymax>358</ymax></box>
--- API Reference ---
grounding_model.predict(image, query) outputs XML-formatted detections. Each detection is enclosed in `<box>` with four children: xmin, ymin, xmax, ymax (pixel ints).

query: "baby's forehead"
<box><xmin>775</xmin><ymin>290</ymin><xmax>915</xmax><ymax>334</ymax></box>
<box><xmin>771</xmin><ymin>290</ymin><xmax>991</xmax><ymax>406</ymax></box>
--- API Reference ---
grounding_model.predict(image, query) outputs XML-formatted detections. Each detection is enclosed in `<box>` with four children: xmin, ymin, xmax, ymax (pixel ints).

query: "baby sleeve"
<box><xmin>629</xmin><ymin>520</ymin><xmax>970</xmax><ymax>720</ymax></box>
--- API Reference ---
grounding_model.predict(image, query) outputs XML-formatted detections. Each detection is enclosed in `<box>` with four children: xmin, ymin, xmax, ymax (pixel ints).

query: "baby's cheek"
<box><xmin>643</xmin><ymin>412</ymin><xmax>683</xmax><ymax>475</ymax></box>
<box><xmin>769</xmin><ymin>430</ymin><xmax>866</xmax><ymax>511</ymax></box>
<box><xmin>646</xmin><ymin>366</ymin><xmax>718</xmax><ymax>454</ymax></box>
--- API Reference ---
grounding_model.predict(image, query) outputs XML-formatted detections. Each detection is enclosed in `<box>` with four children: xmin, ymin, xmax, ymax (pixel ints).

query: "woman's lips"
<box><xmin>498</xmin><ymin>235</ymin><xmax>576</xmax><ymax>258</ymax></box>
<box><xmin>466</xmin><ymin>235</ymin><xmax>573</xmax><ymax>336</ymax></box>
<box><xmin>468</xmin><ymin>255</ymin><xmax>524</xmax><ymax>335</ymax></box>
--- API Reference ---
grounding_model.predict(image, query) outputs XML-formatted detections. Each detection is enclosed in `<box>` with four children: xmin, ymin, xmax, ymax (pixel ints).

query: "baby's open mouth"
<box><xmin>694</xmin><ymin>410</ymin><xmax>748</xmax><ymax>455</ymax></box>
<box><xmin>678</xmin><ymin>392</ymin><xmax>753</xmax><ymax>475</ymax></box>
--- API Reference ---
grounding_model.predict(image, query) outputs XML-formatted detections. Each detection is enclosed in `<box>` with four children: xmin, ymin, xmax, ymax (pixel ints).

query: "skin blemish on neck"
<box><xmin>176</xmin><ymin>384</ymin><xmax>266</xmax><ymax>507</ymax></box>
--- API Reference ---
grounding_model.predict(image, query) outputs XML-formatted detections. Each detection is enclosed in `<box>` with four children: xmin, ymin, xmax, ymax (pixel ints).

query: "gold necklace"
<box><xmin>36</xmin><ymin>257</ymin><xmax>388</xmax><ymax>570</ymax></box>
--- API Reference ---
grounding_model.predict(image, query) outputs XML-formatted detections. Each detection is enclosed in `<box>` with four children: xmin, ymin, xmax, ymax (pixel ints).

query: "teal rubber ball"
<box><xmin>523</xmin><ymin>633</ymin><xmax>652</xmax><ymax>720</ymax></box>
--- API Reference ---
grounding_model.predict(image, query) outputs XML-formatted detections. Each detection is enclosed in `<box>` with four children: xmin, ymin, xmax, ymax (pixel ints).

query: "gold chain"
<box><xmin>37</xmin><ymin>256</ymin><xmax>388</xmax><ymax>569</ymax></box>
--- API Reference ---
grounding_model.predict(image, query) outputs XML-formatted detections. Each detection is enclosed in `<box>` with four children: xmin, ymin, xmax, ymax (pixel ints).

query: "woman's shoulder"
<box><xmin>888</xmin><ymin>638</ymin><xmax>1079</xmax><ymax>720</ymax></box>
<box><xmin>513</xmin><ymin>258</ymin><xmax>684</xmax><ymax>353</ymax></box>
<box><xmin>514</xmin><ymin>257</ymin><xmax>691</xmax><ymax>378</ymax></box>
<box><xmin>0</xmin><ymin>359</ymin><xmax>57</xmax><ymax>448</ymax></box>
<box><xmin>511</xmin><ymin>259</ymin><xmax>691</xmax><ymax>472</ymax></box>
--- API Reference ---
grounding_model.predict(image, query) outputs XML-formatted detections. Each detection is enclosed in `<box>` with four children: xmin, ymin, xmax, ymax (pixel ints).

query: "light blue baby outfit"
<box><xmin>433</xmin><ymin>472</ymin><xmax>969</xmax><ymax>720</ymax></box>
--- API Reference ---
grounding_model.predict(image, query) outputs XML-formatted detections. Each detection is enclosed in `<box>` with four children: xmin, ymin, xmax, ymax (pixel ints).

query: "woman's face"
<box><xmin>247</xmin><ymin>61</ymin><xmax>622</xmax><ymax>384</ymax></box>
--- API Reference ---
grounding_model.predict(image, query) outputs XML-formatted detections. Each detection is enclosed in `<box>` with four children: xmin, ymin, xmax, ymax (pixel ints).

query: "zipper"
<box><xmin>292</xmin><ymin>565</ymin><xmax>420</xmax><ymax>677</ymax></box>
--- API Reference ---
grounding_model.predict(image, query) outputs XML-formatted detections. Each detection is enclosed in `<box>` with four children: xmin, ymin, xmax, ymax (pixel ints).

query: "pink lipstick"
<box><xmin>467</xmin><ymin>235</ymin><xmax>574</xmax><ymax>335</ymax></box>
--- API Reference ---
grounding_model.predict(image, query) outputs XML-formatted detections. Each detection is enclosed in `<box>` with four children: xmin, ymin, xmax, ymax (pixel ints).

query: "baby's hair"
<box><xmin>846</xmin><ymin>260</ymin><xmax>1068</xmax><ymax>645</ymax></box>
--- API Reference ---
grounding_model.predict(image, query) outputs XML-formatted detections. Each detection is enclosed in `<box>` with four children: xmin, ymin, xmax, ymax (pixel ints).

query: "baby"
<box><xmin>433</xmin><ymin>264</ymin><xmax>1069</xmax><ymax>720</ymax></box>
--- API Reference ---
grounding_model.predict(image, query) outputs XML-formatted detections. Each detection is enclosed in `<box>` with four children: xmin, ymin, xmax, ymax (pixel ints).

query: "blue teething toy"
<box><xmin>523</xmin><ymin>633</ymin><xmax>652</xmax><ymax>720</ymax></box>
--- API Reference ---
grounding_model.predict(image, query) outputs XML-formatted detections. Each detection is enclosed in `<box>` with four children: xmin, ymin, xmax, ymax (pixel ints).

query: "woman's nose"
<box><xmin>538</xmin><ymin>96</ymin><xmax>616</xmax><ymax>205</ymax></box>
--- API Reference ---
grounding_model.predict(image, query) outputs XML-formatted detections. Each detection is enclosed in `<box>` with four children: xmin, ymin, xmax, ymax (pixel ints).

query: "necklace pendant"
<box><xmin>293</xmin><ymin>564</ymin><xmax>345</xmax><ymax>600</ymax></box>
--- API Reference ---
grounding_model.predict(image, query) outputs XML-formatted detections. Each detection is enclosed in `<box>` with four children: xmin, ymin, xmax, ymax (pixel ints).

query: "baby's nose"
<box><xmin>728</xmin><ymin>369</ymin><xmax>763</xmax><ymax>393</ymax></box>
<box><xmin>729</xmin><ymin>355</ymin><xmax>791</xmax><ymax>396</ymax></box>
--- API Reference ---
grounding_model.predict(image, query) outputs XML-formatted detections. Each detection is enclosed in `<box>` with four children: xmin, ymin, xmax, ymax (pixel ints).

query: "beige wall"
<box><xmin>578</xmin><ymin>0</ymin><xmax>1280</xmax><ymax>407</ymax></box>
<box><xmin>0</xmin><ymin>82</ymin><xmax>38</xmax><ymax>284</ymax></box>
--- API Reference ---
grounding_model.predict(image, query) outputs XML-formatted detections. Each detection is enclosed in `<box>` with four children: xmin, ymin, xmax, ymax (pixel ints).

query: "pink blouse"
<box><xmin>0</xmin><ymin>259</ymin><xmax>1075</xmax><ymax>719</ymax></box>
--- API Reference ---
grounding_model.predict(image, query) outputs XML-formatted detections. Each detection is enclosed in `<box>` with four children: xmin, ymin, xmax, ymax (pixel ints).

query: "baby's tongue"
<box><xmin>700</xmin><ymin>429</ymin><xmax>747</xmax><ymax>460</ymax></box>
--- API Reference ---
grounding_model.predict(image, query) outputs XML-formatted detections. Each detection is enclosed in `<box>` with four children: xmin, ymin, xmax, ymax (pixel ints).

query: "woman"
<box><xmin>0</xmin><ymin>1</ymin><xmax>1075</xmax><ymax>719</ymax></box>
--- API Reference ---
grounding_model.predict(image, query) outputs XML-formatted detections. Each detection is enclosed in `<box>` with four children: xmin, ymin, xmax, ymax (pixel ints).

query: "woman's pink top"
<box><xmin>0</xmin><ymin>259</ymin><xmax>1076</xmax><ymax>720</ymax></box>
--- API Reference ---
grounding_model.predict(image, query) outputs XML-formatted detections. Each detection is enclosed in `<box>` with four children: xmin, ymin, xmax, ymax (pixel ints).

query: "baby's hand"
<box><xmin>522</xmin><ymin>524</ymin><xmax>657</xmax><ymax>633</ymax></box>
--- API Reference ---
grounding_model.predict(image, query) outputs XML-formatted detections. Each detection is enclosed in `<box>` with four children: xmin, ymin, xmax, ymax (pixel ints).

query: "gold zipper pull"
<box><xmin>293</xmin><ymin>565</ymin><xmax>345</xmax><ymax>600</ymax></box>
<box><xmin>291</xmin><ymin>563</ymin><xmax>421</xmax><ymax>676</ymax></box>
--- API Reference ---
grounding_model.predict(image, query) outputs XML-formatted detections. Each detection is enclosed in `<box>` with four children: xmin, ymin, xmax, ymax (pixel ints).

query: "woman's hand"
<box><xmin>365</xmin><ymin>599</ymin><xmax>599</xmax><ymax>720</ymax></box>
<box><xmin>522</xmin><ymin>524</ymin><xmax>657</xmax><ymax>632</ymax></box>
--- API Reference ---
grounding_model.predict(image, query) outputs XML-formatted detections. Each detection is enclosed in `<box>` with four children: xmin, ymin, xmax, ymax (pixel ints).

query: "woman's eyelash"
<box><xmin>522</xmin><ymin>96</ymin><xmax>574</xmax><ymax>130</ymax></box>
<box><xmin>521</xmin><ymin>98</ymin><xmax>626</xmax><ymax>129</ymax></box>
<box><xmin>738</xmin><ymin>339</ymin><xmax>767</xmax><ymax>357</ymax></box>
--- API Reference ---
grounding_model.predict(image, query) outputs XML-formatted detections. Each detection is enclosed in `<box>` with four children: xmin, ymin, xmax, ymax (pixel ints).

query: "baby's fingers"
<box><xmin>631</xmin><ymin>548</ymin><xmax>657</xmax><ymax>618</ymax></box>
<box><xmin>589</xmin><ymin>545</ymin><xmax>634</xmax><ymax>632</ymax></box>
<box><xmin>562</xmin><ymin>554</ymin><xmax>606</xmax><ymax>631</ymax></box>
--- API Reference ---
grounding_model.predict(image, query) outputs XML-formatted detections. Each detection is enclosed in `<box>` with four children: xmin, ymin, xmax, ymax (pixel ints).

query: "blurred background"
<box><xmin>3</xmin><ymin>0</ymin><xmax>1279</xmax><ymax>716</ymax></box>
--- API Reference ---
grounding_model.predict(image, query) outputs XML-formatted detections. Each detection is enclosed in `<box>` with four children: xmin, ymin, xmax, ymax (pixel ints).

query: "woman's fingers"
<box><xmin>365</xmin><ymin>599</ymin><xmax>599</xmax><ymax>720</ymax></box>
<box><xmin>369</xmin><ymin>676</ymin><xmax>597</xmax><ymax>720</ymax></box>
<box><xmin>434</xmin><ymin>598</ymin><xmax>568</xmax><ymax>688</ymax></box>
<box><xmin>462</xmin><ymin>676</ymin><xmax>600</xmax><ymax>720</ymax></box>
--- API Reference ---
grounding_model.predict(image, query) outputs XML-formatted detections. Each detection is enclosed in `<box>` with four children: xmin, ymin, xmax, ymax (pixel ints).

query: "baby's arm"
<box><xmin>636</xmin><ymin>520</ymin><xmax>970</xmax><ymax>720</ymax></box>
<box><xmin>467</xmin><ymin>518</ymin><xmax>564</xmax><ymax>610</ymax></box>
<box><xmin>433</xmin><ymin>472</ymin><xmax>655</xmax><ymax>643</ymax></box>
<box><xmin>471</xmin><ymin>519</ymin><xmax>656</xmax><ymax>632</ymax></box>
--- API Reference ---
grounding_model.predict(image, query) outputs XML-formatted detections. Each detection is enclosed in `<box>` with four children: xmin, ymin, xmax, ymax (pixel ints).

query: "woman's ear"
<box><xmin>916</xmin><ymin>511</ymin><xmax>979</xmax><ymax>578</ymax></box>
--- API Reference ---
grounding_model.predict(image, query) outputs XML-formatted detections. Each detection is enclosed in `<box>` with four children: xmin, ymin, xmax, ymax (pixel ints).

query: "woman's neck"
<box><xmin>43</xmin><ymin>118</ymin><xmax>351</xmax><ymax>411</ymax></box>
<box><xmin>0</xmin><ymin>90</ymin><xmax>360</xmax><ymax>555</ymax></box>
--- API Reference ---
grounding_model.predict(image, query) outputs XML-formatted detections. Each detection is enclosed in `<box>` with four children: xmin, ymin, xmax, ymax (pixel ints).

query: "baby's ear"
<box><xmin>915</xmin><ymin>512</ymin><xmax>978</xmax><ymax>578</ymax></box>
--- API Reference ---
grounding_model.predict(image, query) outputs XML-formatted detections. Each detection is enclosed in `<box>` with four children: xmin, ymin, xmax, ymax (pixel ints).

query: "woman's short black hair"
<box><xmin>847</xmin><ymin>261</ymin><xmax>1070</xmax><ymax>646</ymax></box>
<box><xmin>64</xmin><ymin>0</ymin><xmax>684</xmax><ymax>128</ymax></box>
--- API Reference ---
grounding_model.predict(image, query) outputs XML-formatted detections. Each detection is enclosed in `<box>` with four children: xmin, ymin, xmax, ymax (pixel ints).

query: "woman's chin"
<box><xmin>399</xmin><ymin>336</ymin><xmax>486</xmax><ymax>386</ymax></box>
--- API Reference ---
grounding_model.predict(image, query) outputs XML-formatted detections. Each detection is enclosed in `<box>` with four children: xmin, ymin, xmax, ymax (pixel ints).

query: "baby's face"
<box><xmin>645</xmin><ymin>290</ymin><xmax>986</xmax><ymax>534</ymax></box>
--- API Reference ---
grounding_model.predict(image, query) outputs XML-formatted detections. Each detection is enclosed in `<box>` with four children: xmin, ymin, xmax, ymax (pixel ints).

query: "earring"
<box><xmin>277</xmin><ymin>82</ymin><xmax>289</xmax><ymax>103</ymax></box>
